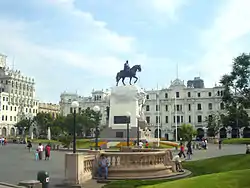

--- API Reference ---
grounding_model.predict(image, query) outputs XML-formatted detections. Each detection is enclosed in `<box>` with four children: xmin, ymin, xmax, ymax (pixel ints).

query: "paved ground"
<box><xmin>0</xmin><ymin>144</ymin><xmax>246</xmax><ymax>188</ymax></box>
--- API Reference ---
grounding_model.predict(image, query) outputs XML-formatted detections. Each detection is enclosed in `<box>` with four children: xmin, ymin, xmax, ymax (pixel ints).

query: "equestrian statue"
<box><xmin>116</xmin><ymin>60</ymin><xmax>141</xmax><ymax>86</ymax></box>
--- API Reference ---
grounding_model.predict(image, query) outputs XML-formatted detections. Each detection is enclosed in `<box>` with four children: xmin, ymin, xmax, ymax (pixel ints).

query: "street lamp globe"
<box><xmin>93</xmin><ymin>105</ymin><xmax>100</xmax><ymax>112</ymax></box>
<box><xmin>71</xmin><ymin>101</ymin><xmax>79</xmax><ymax>108</ymax></box>
<box><xmin>126</xmin><ymin>111</ymin><xmax>131</xmax><ymax>117</ymax></box>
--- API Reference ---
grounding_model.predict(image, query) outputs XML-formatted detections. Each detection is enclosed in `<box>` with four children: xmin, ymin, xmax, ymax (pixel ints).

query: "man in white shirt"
<box><xmin>172</xmin><ymin>153</ymin><xmax>184</xmax><ymax>172</ymax></box>
<box><xmin>37</xmin><ymin>143</ymin><xmax>44</xmax><ymax>160</ymax></box>
<box><xmin>139</xmin><ymin>141</ymin><xmax>143</xmax><ymax>148</ymax></box>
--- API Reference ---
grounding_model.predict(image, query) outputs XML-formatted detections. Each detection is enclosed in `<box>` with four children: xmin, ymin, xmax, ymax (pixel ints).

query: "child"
<box><xmin>35</xmin><ymin>149</ymin><xmax>39</xmax><ymax>161</ymax></box>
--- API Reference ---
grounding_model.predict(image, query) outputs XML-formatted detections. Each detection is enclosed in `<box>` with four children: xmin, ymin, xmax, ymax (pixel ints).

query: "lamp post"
<box><xmin>93</xmin><ymin>105</ymin><xmax>101</xmax><ymax>150</ymax></box>
<box><xmin>71</xmin><ymin>101</ymin><xmax>79</xmax><ymax>153</ymax></box>
<box><xmin>126</xmin><ymin>112</ymin><xmax>131</xmax><ymax>147</ymax></box>
<box><xmin>136</xmin><ymin>115</ymin><xmax>140</xmax><ymax>147</ymax></box>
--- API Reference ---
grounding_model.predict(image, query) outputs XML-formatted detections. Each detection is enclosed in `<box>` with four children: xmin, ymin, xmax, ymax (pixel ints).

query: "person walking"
<box><xmin>37</xmin><ymin>143</ymin><xmax>44</xmax><ymax>160</ymax></box>
<box><xmin>45</xmin><ymin>144</ymin><xmax>51</xmax><ymax>160</ymax></box>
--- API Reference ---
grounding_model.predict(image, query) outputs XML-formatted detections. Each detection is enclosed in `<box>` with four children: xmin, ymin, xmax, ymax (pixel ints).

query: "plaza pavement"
<box><xmin>0</xmin><ymin>143</ymin><xmax>246</xmax><ymax>188</ymax></box>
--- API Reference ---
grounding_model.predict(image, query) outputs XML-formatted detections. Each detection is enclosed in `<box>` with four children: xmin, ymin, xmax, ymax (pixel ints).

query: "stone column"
<box><xmin>47</xmin><ymin>127</ymin><xmax>51</xmax><ymax>140</ymax></box>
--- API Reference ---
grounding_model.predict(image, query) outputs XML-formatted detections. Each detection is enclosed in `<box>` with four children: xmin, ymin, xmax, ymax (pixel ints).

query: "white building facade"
<box><xmin>59</xmin><ymin>77</ymin><xmax>250</xmax><ymax>140</ymax></box>
<box><xmin>60</xmin><ymin>90</ymin><xmax>110</xmax><ymax>127</ymax></box>
<box><xmin>144</xmin><ymin>78</ymin><xmax>225</xmax><ymax>140</ymax></box>
<box><xmin>0</xmin><ymin>54</ymin><xmax>39</xmax><ymax>136</ymax></box>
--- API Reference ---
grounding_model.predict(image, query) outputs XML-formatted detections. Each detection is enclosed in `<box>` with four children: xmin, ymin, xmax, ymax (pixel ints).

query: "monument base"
<box><xmin>99</xmin><ymin>127</ymin><xmax>143</xmax><ymax>141</ymax></box>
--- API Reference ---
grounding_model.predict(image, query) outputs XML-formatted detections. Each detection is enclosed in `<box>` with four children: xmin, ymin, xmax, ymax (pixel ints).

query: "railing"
<box><xmin>102</xmin><ymin>150</ymin><xmax>174</xmax><ymax>171</ymax></box>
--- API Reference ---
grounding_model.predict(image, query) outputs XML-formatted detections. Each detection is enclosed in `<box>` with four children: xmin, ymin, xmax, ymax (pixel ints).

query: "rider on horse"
<box><xmin>124</xmin><ymin>60</ymin><xmax>130</xmax><ymax>73</ymax></box>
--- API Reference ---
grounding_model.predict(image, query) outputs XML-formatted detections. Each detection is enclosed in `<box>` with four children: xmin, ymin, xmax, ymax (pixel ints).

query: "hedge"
<box><xmin>222</xmin><ymin>138</ymin><xmax>250</xmax><ymax>144</ymax></box>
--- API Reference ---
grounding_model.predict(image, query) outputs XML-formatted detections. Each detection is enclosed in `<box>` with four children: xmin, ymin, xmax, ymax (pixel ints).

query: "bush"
<box><xmin>222</xmin><ymin>138</ymin><xmax>250</xmax><ymax>144</ymax></box>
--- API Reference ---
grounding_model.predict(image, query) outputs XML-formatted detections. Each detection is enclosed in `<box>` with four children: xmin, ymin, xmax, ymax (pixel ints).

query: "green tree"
<box><xmin>15</xmin><ymin>118</ymin><xmax>33</xmax><ymax>135</ymax></box>
<box><xmin>220</xmin><ymin>53</ymin><xmax>250</xmax><ymax>128</ymax></box>
<box><xmin>33</xmin><ymin>112</ymin><xmax>54</xmax><ymax>135</ymax></box>
<box><xmin>205</xmin><ymin>113</ymin><xmax>222</xmax><ymax>137</ymax></box>
<box><xmin>179</xmin><ymin>123</ymin><xmax>197</xmax><ymax>141</ymax></box>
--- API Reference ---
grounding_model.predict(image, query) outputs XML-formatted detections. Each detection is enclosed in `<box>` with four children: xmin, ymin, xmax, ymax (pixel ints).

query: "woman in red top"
<box><xmin>179</xmin><ymin>143</ymin><xmax>186</xmax><ymax>158</ymax></box>
<box><xmin>45</xmin><ymin>144</ymin><xmax>51</xmax><ymax>160</ymax></box>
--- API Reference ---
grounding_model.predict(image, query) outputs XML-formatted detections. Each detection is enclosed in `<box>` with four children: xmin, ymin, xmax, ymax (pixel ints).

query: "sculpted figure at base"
<box><xmin>116</xmin><ymin>60</ymin><xmax>141</xmax><ymax>86</ymax></box>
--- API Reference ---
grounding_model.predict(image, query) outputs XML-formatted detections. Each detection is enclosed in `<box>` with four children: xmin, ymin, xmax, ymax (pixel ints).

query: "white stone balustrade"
<box><xmin>64</xmin><ymin>149</ymin><xmax>175</xmax><ymax>185</ymax></box>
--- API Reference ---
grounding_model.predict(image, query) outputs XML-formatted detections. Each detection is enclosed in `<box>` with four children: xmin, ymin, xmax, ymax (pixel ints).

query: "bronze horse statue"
<box><xmin>116</xmin><ymin>64</ymin><xmax>141</xmax><ymax>86</ymax></box>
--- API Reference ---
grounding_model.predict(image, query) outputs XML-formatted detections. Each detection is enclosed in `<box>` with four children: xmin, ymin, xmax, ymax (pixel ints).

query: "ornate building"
<box><xmin>60</xmin><ymin>90</ymin><xmax>110</xmax><ymax>126</ymax></box>
<box><xmin>38</xmin><ymin>103</ymin><xmax>60</xmax><ymax>119</ymax></box>
<box><xmin>59</xmin><ymin>77</ymin><xmax>250</xmax><ymax>140</ymax></box>
<box><xmin>0</xmin><ymin>54</ymin><xmax>39</xmax><ymax>136</ymax></box>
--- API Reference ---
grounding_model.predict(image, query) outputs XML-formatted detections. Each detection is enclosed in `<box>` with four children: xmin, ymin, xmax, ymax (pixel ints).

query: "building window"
<box><xmin>220</xmin><ymin>91</ymin><xmax>223</xmax><ymax>96</ymax></box>
<box><xmin>165</xmin><ymin>93</ymin><xmax>168</xmax><ymax>98</ymax></box>
<box><xmin>156</xmin><ymin>105</ymin><xmax>160</xmax><ymax>111</ymax></box>
<box><xmin>208</xmin><ymin>115</ymin><xmax>212</xmax><ymax>121</ymax></box>
<box><xmin>10</xmin><ymin>106</ymin><xmax>12</xmax><ymax>111</ymax></box>
<box><xmin>181</xmin><ymin>116</ymin><xmax>183</xmax><ymax>123</ymax></box>
<box><xmin>217</xmin><ymin>91</ymin><xmax>220</xmax><ymax>96</ymax></box>
<box><xmin>177</xmin><ymin>116</ymin><xmax>180</xmax><ymax>123</ymax></box>
<box><xmin>165</xmin><ymin>105</ymin><xmax>168</xmax><ymax>111</ymax></box>
<box><xmin>176</xmin><ymin>92</ymin><xmax>180</xmax><ymax>98</ymax></box>
<box><xmin>197</xmin><ymin>93</ymin><xmax>201</xmax><ymax>97</ymax></box>
<box><xmin>5</xmin><ymin>116</ymin><xmax>7</xmax><ymax>121</ymax></box>
<box><xmin>14</xmin><ymin>106</ymin><xmax>17</xmax><ymax>111</ymax></box>
<box><xmin>174</xmin><ymin>116</ymin><xmax>180</xmax><ymax>123</ymax></box>
<box><xmin>156</xmin><ymin>116</ymin><xmax>160</xmax><ymax>123</ymax></box>
<box><xmin>188</xmin><ymin>104</ymin><xmax>191</xmax><ymax>111</ymax></box>
<box><xmin>2</xmin><ymin>105</ymin><xmax>4</xmax><ymax>110</ymax></box>
<box><xmin>26</xmin><ymin>108</ymin><xmax>28</xmax><ymax>112</ymax></box>
<box><xmin>165</xmin><ymin>116</ymin><xmax>168</xmax><ymax>123</ymax></box>
<box><xmin>188</xmin><ymin>115</ymin><xmax>191</xmax><ymax>123</ymax></box>
<box><xmin>6</xmin><ymin>106</ymin><xmax>8</xmax><ymax>110</ymax></box>
<box><xmin>33</xmin><ymin>109</ymin><xmax>35</xmax><ymax>113</ymax></box>
<box><xmin>220</xmin><ymin>103</ymin><xmax>225</xmax><ymax>110</ymax></box>
<box><xmin>6</xmin><ymin>97</ymin><xmax>8</xmax><ymax>101</ymax></box>
<box><xmin>146</xmin><ymin>105</ymin><xmax>150</xmax><ymax>111</ymax></box>
<box><xmin>3</xmin><ymin>97</ymin><xmax>5</xmax><ymax>101</ymax></box>
<box><xmin>176</xmin><ymin>104</ymin><xmax>182</xmax><ymax>111</ymax></box>
<box><xmin>10</xmin><ymin>116</ymin><xmax>12</xmax><ymax>121</ymax></box>
<box><xmin>146</xmin><ymin>95</ymin><xmax>149</xmax><ymax>99</ymax></box>
<box><xmin>14</xmin><ymin>116</ymin><xmax>16</xmax><ymax>121</ymax></box>
<box><xmin>146</xmin><ymin>116</ymin><xmax>150</xmax><ymax>123</ymax></box>
<box><xmin>2</xmin><ymin>115</ymin><xmax>4</xmax><ymax>121</ymax></box>
<box><xmin>208</xmin><ymin>92</ymin><xmax>212</xmax><ymax>97</ymax></box>
<box><xmin>197</xmin><ymin>115</ymin><xmax>202</xmax><ymax>122</ymax></box>
<box><xmin>187</xmin><ymin>92</ymin><xmax>191</xmax><ymax>97</ymax></box>
<box><xmin>197</xmin><ymin>103</ymin><xmax>202</xmax><ymax>110</ymax></box>
<box><xmin>29</xmin><ymin>108</ymin><xmax>31</xmax><ymax>113</ymax></box>
<box><xmin>208</xmin><ymin>103</ymin><xmax>213</xmax><ymax>110</ymax></box>
<box><xmin>70</xmin><ymin>107</ymin><xmax>73</xmax><ymax>113</ymax></box>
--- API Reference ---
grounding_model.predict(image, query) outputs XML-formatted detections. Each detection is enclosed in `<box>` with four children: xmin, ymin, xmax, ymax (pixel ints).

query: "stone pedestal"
<box><xmin>64</xmin><ymin>153</ymin><xmax>96</xmax><ymax>185</ymax></box>
<box><xmin>100</xmin><ymin>85</ymin><xmax>146</xmax><ymax>139</ymax></box>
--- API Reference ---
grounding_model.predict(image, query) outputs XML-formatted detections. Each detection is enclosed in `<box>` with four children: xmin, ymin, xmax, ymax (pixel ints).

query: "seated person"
<box><xmin>172</xmin><ymin>153</ymin><xmax>184</xmax><ymax>172</ymax></box>
<box><xmin>98</xmin><ymin>154</ymin><xmax>109</xmax><ymax>179</ymax></box>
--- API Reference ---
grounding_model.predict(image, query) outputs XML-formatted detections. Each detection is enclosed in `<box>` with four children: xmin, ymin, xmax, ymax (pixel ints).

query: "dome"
<box><xmin>169</xmin><ymin>78</ymin><xmax>186</xmax><ymax>88</ymax></box>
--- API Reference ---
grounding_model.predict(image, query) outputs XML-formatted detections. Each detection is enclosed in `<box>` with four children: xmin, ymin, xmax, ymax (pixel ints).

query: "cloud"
<box><xmin>133</xmin><ymin>0</ymin><xmax>188</xmax><ymax>24</ymax></box>
<box><xmin>0</xmin><ymin>0</ymin><xmax>150</xmax><ymax>102</ymax></box>
<box><xmin>198</xmin><ymin>0</ymin><xmax>250</xmax><ymax>86</ymax></box>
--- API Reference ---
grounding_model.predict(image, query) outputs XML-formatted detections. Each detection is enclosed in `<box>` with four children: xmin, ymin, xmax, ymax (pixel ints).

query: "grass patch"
<box><xmin>183</xmin><ymin>154</ymin><xmax>250</xmax><ymax>176</ymax></box>
<box><xmin>103</xmin><ymin>154</ymin><xmax>250</xmax><ymax>188</ymax></box>
<box><xmin>222</xmin><ymin>138</ymin><xmax>250</xmax><ymax>144</ymax></box>
<box><xmin>31</xmin><ymin>139</ymin><xmax>60</xmax><ymax>144</ymax></box>
<box><xmin>142</xmin><ymin>169</ymin><xmax>250</xmax><ymax>188</ymax></box>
